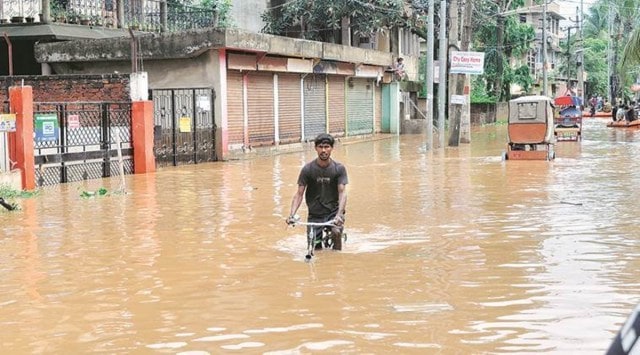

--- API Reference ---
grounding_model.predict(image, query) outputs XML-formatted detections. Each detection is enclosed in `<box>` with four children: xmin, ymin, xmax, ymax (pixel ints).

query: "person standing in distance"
<box><xmin>286</xmin><ymin>133</ymin><xmax>348</xmax><ymax>250</ymax></box>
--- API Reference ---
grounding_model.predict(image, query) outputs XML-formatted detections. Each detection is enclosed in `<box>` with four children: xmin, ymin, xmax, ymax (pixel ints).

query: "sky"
<box><xmin>557</xmin><ymin>0</ymin><xmax>597</xmax><ymax>21</ymax></box>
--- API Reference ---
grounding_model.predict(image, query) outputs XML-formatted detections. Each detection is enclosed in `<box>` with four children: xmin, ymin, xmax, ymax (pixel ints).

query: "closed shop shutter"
<box><xmin>278</xmin><ymin>73</ymin><xmax>302</xmax><ymax>143</ymax></box>
<box><xmin>227</xmin><ymin>70</ymin><xmax>245</xmax><ymax>147</ymax></box>
<box><xmin>328</xmin><ymin>75</ymin><xmax>345</xmax><ymax>137</ymax></box>
<box><xmin>247</xmin><ymin>72</ymin><xmax>275</xmax><ymax>146</ymax></box>
<box><xmin>346</xmin><ymin>78</ymin><xmax>374</xmax><ymax>136</ymax></box>
<box><xmin>303</xmin><ymin>74</ymin><xmax>327</xmax><ymax>141</ymax></box>
<box><xmin>375</xmin><ymin>85</ymin><xmax>382</xmax><ymax>133</ymax></box>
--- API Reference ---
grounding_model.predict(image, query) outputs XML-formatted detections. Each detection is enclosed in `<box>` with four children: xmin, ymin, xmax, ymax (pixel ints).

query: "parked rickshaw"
<box><xmin>503</xmin><ymin>95</ymin><xmax>555</xmax><ymax>161</ymax></box>
<box><xmin>553</xmin><ymin>95</ymin><xmax>582</xmax><ymax>141</ymax></box>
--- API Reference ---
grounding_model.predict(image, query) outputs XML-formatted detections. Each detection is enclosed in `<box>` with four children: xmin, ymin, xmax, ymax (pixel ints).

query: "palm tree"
<box><xmin>621</xmin><ymin>30</ymin><xmax>640</xmax><ymax>69</ymax></box>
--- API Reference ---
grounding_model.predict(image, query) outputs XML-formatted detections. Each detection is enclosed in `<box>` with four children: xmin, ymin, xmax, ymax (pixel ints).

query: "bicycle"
<box><xmin>288</xmin><ymin>216</ymin><xmax>346</xmax><ymax>260</ymax></box>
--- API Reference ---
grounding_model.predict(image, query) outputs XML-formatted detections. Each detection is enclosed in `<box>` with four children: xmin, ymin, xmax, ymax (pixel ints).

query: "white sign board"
<box><xmin>197</xmin><ymin>95</ymin><xmax>211</xmax><ymax>112</ymax></box>
<box><xmin>68</xmin><ymin>114</ymin><xmax>80</xmax><ymax>129</ymax></box>
<box><xmin>450</xmin><ymin>51</ymin><xmax>485</xmax><ymax>75</ymax></box>
<box><xmin>451</xmin><ymin>95</ymin><xmax>466</xmax><ymax>105</ymax></box>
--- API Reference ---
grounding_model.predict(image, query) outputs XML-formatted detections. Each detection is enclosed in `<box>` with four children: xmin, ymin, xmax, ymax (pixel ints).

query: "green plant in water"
<box><xmin>0</xmin><ymin>184</ymin><xmax>39</xmax><ymax>211</ymax></box>
<box><xmin>80</xmin><ymin>187</ymin><xmax>109</xmax><ymax>198</ymax></box>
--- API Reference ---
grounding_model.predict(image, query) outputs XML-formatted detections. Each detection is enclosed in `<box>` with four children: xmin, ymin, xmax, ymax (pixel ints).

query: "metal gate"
<box><xmin>150</xmin><ymin>88</ymin><xmax>216</xmax><ymax>167</ymax></box>
<box><xmin>33</xmin><ymin>102</ymin><xmax>134</xmax><ymax>187</ymax></box>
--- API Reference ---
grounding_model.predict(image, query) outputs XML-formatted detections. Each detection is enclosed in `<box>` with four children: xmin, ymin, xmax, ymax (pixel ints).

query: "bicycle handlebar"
<box><xmin>291</xmin><ymin>221</ymin><xmax>336</xmax><ymax>227</ymax></box>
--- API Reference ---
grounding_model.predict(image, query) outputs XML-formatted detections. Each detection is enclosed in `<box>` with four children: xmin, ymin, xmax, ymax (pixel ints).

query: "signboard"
<box><xmin>451</xmin><ymin>95</ymin><xmax>466</xmax><ymax>105</ymax></box>
<box><xmin>68</xmin><ymin>114</ymin><xmax>80</xmax><ymax>129</ymax></box>
<box><xmin>179</xmin><ymin>117</ymin><xmax>192</xmax><ymax>133</ymax></box>
<box><xmin>35</xmin><ymin>114</ymin><xmax>59</xmax><ymax>142</ymax></box>
<box><xmin>450</xmin><ymin>51</ymin><xmax>485</xmax><ymax>75</ymax></box>
<box><xmin>196</xmin><ymin>95</ymin><xmax>211</xmax><ymax>112</ymax></box>
<box><xmin>0</xmin><ymin>114</ymin><xmax>16</xmax><ymax>132</ymax></box>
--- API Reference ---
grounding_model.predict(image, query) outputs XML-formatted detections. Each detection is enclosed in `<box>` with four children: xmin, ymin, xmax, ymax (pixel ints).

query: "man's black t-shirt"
<box><xmin>297</xmin><ymin>159</ymin><xmax>348</xmax><ymax>219</ymax></box>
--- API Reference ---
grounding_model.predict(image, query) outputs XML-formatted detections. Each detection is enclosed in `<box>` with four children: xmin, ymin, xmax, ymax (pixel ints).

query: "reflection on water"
<box><xmin>1</xmin><ymin>118</ymin><xmax>639</xmax><ymax>353</ymax></box>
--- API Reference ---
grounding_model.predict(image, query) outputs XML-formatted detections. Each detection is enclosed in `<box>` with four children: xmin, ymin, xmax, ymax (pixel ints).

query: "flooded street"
<box><xmin>2</xmin><ymin>117</ymin><xmax>640</xmax><ymax>354</ymax></box>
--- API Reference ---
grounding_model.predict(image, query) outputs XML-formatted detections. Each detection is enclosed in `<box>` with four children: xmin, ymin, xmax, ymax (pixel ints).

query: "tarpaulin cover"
<box><xmin>554</xmin><ymin>95</ymin><xmax>582</xmax><ymax>106</ymax></box>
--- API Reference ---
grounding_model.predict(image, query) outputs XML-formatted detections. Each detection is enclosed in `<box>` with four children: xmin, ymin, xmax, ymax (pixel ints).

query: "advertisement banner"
<box><xmin>35</xmin><ymin>113</ymin><xmax>60</xmax><ymax>142</ymax></box>
<box><xmin>0</xmin><ymin>114</ymin><xmax>16</xmax><ymax>132</ymax></box>
<box><xmin>450</xmin><ymin>51</ymin><xmax>485</xmax><ymax>75</ymax></box>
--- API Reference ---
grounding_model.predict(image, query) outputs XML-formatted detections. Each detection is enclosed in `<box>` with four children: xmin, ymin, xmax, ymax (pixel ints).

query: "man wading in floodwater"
<box><xmin>286</xmin><ymin>133</ymin><xmax>348</xmax><ymax>250</ymax></box>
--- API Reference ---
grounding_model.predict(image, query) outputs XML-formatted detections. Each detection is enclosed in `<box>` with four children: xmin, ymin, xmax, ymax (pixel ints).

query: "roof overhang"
<box><xmin>0</xmin><ymin>23</ymin><xmax>128</xmax><ymax>42</ymax></box>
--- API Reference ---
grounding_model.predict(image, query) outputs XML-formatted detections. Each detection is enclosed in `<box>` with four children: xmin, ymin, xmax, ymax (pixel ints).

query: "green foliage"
<box><xmin>503</xmin><ymin>18</ymin><xmax>535</xmax><ymax>57</ymax></box>
<box><xmin>0</xmin><ymin>184</ymin><xmax>39</xmax><ymax>199</ymax></box>
<box><xmin>199</xmin><ymin>0</ymin><xmax>233</xmax><ymax>27</ymax></box>
<box><xmin>470</xmin><ymin>77</ymin><xmax>497</xmax><ymax>104</ymax></box>
<box><xmin>512</xmin><ymin>65</ymin><xmax>534</xmax><ymax>93</ymax></box>
<box><xmin>0</xmin><ymin>184</ymin><xmax>39</xmax><ymax>211</ymax></box>
<box><xmin>80</xmin><ymin>187</ymin><xmax>109</xmax><ymax>198</ymax></box>
<box><xmin>261</xmin><ymin>0</ymin><xmax>414</xmax><ymax>41</ymax></box>
<box><xmin>587</xmin><ymin>0</ymin><xmax>640</xmax><ymax>99</ymax></box>
<box><xmin>472</xmin><ymin>0</ymin><xmax>535</xmax><ymax>101</ymax></box>
<box><xmin>583</xmin><ymin>37</ymin><xmax>609</xmax><ymax>96</ymax></box>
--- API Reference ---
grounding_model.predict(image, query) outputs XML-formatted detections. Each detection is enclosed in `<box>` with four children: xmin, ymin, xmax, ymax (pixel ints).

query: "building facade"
<box><xmin>514</xmin><ymin>0</ymin><xmax>565</xmax><ymax>97</ymax></box>
<box><xmin>31</xmin><ymin>29</ymin><xmax>416</xmax><ymax>160</ymax></box>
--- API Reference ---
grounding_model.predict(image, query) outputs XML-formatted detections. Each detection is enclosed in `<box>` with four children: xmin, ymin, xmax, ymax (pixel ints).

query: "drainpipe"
<box><xmin>129</xmin><ymin>28</ymin><xmax>137</xmax><ymax>73</ymax></box>
<box><xmin>117</xmin><ymin>0</ymin><xmax>124</xmax><ymax>29</ymax></box>
<box><xmin>3</xmin><ymin>33</ymin><xmax>12</xmax><ymax>76</ymax></box>
<box><xmin>160</xmin><ymin>0</ymin><xmax>167</xmax><ymax>32</ymax></box>
<box><xmin>41</xmin><ymin>0</ymin><xmax>50</xmax><ymax>23</ymax></box>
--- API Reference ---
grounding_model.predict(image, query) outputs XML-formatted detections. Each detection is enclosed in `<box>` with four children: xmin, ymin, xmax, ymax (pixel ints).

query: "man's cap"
<box><xmin>314</xmin><ymin>133</ymin><xmax>335</xmax><ymax>147</ymax></box>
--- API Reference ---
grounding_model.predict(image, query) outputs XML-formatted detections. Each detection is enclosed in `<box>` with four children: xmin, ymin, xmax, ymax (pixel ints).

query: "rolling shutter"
<box><xmin>227</xmin><ymin>70</ymin><xmax>244</xmax><ymax>147</ymax></box>
<box><xmin>278</xmin><ymin>73</ymin><xmax>302</xmax><ymax>143</ymax></box>
<box><xmin>375</xmin><ymin>85</ymin><xmax>382</xmax><ymax>133</ymax></box>
<box><xmin>328</xmin><ymin>75</ymin><xmax>346</xmax><ymax>137</ymax></box>
<box><xmin>346</xmin><ymin>78</ymin><xmax>374</xmax><ymax>136</ymax></box>
<box><xmin>247</xmin><ymin>72</ymin><xmax>275</xmax><ymax>146</ymax></box>
<box><xmin>303</xmin><ymin>74</ymin><xmax>327</xmax><ymax>141</ymax></box>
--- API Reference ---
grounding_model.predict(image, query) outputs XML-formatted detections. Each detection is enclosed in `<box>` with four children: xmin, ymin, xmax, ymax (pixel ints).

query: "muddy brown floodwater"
<box><xmin>1</xmin><ymin>118</ymin><xmax>639</xmax><ymax>354</ymax></box>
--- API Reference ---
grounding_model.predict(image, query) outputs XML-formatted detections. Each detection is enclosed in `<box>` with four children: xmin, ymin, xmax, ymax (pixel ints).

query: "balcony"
<box><xmin>0</xmin><ymin>0</ymin><xmax>217</xmax><ymax>32</ymax></box>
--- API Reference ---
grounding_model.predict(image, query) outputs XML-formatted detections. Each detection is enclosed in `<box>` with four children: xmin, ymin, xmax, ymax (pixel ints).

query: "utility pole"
<box><xmin>578</xmin><ymin>0</ymin><xmax>584</xmax><ymax>104</ymax></box>
<box><xmin>447</xmin><ymin>0</ymin><xmax>472</xmax><ymax>147</ymax></box>
<box><xmin>446</xmin><ymin>0</ymin><xmax>460</xmax><ymax>146</ymax></box>
<box><xmin>566</xmin><ymin>11</ymin><xmax>580</xmax><ymax>93</ymax></box>
<box><xmin>607</xmin><ymin>6</ymin><xmax>613</xmax><ymax>103</ymax></box>
<box><xmin>542</xmin><ymin>0</ymin><xmax>548</xmax><ymax>96</ymax></box>
<box><xmin>425</xmin><ymin>0</ymin><xmax>435</xmax><ymax>150</ymax></box>
<box><xmin>438</xmin><ymin>0</ymin><xmax>447</xmax><ymax>149</ymax></box>
<box><xmin>565</xmin><ymin>26</ymin><xmax>573</xmax><ymax>84</ymax></box>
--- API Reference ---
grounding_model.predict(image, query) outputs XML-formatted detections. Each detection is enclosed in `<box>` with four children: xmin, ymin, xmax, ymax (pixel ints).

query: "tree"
<box><xmin>585</xmin><ymin>0</ymin><xmax>640</xmax><ymax>101</ymax></box>
<box><xmin>261</xmin><ymin>0</ymin><xmax>429</xmax><ymax>43</ymax></box>
<box><xmin>471</xmin><ymin>0</ymin><xmax>531</xmax><ymax>101</ymax></box>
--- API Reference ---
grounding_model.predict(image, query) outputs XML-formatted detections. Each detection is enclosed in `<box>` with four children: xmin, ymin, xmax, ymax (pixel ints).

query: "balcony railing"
<box><xmin>0</xmin><ymin>0</ymin><xmax>217</xmax><ymax>32</ymax></box>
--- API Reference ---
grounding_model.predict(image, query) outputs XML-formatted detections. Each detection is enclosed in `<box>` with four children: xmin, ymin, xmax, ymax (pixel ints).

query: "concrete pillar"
<box><xmin>117</xmin><ymin>0</ymin><xmax>124</xmax><ymax>28</ymax></box>
<box><xmin>8</xmin><ymin>86</ymin><xmax>35</xmax><ymax>190</ymax></box>
<box><xmin>41</xmin><ymin>63</ymin><xmax>52</xmax><ymax>75</ymax></box>
<box><xmin>131</xmin><ymin>101</ymin><xmax>156</xmax><ymax>174</ymax></box>
<box><xmin>41</xmin><ymin>0</ymin><xmax>51</xmax><ymax>23</ymax></box>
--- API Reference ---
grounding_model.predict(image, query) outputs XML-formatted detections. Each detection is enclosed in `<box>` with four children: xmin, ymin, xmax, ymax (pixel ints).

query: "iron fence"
<box><xmin>33</xmin><ymin>102</ymin><xmax>133</xmax><ymax>186</ymax></box>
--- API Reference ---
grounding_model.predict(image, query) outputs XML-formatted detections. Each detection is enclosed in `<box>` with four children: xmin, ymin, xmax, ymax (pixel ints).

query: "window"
<box><xmin>517</xmin><ymin>103</ymin><xmax>538</xmax><ymax>121</ymax></box>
